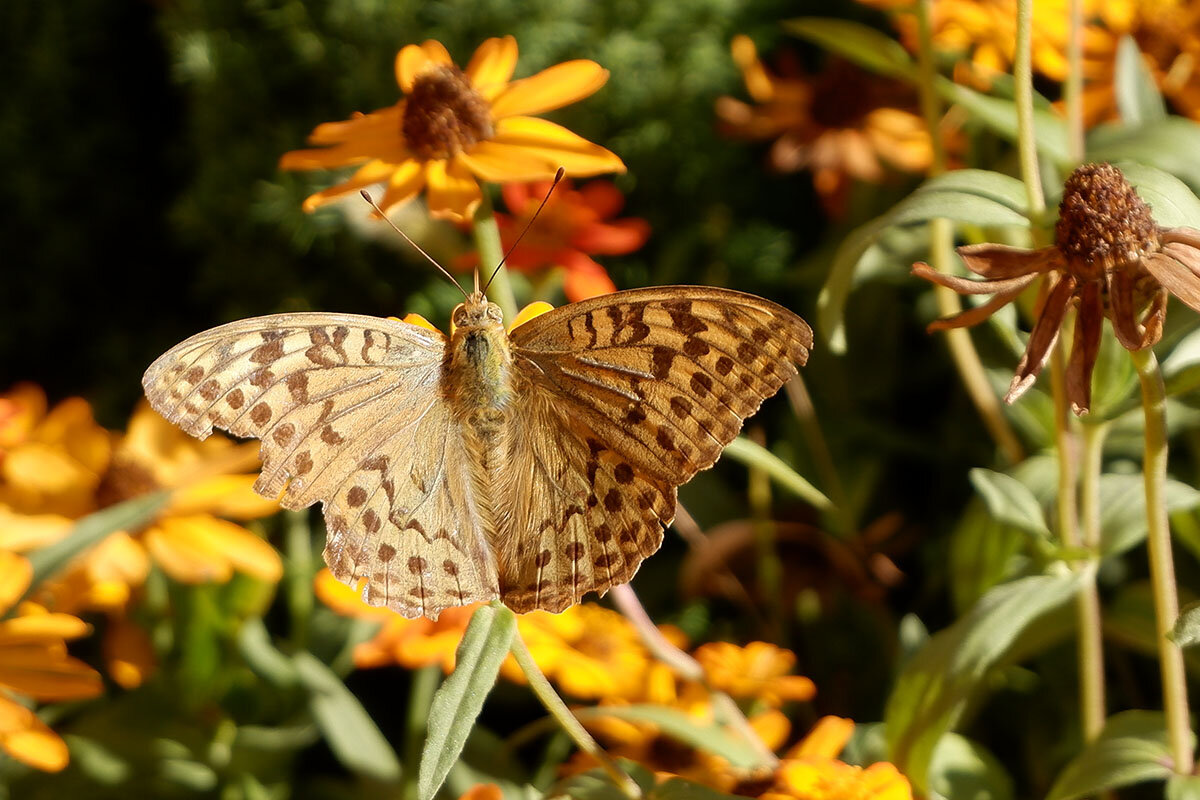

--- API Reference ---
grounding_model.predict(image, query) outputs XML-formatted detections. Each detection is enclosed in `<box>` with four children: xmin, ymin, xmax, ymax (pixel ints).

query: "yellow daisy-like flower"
<box><xmin>692</xmin><ymin>641</ymin><xmax>817</xmax><ymax>707</ymax></box>
<box><xmin>761</xmin><ymin>717</ymin><xmax>913</xmax><ymax>800</ymax></box>
<box><xmin>0</xmin><ymin>550</ymin><xmax>103</xmax><ymax>772</ymax></box>
<box><xmin>280</xmin><ymin>36</ymin><xmax>625</xmax><ymax>223</ymax></box>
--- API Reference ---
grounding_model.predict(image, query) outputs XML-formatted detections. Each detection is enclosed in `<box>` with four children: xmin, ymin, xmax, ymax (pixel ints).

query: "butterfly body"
<box><xmin>144</xmin><ymin>286</ymin><xmax>812</xmax><ymax>619</ymax></box>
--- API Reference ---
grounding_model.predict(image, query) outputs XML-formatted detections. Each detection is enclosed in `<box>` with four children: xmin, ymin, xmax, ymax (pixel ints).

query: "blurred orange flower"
<box><xmin>0</xmin><ymin>550</ymin><xmax>103</xmax><ymax>772</ymax></box>
<box><xmin>314</xmin><ymin>568</ymin><xmax>477</xmax><ymax>671</ymax></box>
<box><xmin>763</xmin><ymin>717</ymin><xmax>912</xmax><ymax>800</ymax></box>
<box><xmin>693</xmin><ymin>641</ymin><xmax>816</xmax><ymax>707</ymax></box>
<box><xmin>716</xmin><ymin>36</ymin><xmax>931</xmax><ymax>210</ymax></box>
<box><xmin>280</xmin><ymin>36</ymin><xmax>625</xmax><ymax>223</ymax></box>
<box><xmin>489</xmin><ymin>178</ymin><xmax>649</xmax><ymax>301</ymax></box>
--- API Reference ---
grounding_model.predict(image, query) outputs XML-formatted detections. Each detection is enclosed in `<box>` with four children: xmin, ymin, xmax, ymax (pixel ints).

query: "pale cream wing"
<box><xmin>142</xmin><ymin>313</ymin><xmax>500</xmax><ymax>619</ymax></box>
<box><xmin>499</xmin><ymin>286</ymin><xmax>812</xmax><ymax>610</ymax></box>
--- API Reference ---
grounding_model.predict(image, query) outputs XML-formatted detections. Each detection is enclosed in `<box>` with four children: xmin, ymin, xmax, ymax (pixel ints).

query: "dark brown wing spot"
<box><xmin>251</xmin><ymin>340</ymin><xmax>285</xmax><ymax>364</ymax></box>
<box><xmin>651</xmin><ymin>346</ymin><xmax>676</xmax><ymax>380</ymax></box>
<box><xmin>664</xmin><ymin>300</ymin><xmax>708</xmax><ymax>336</ymax></box>
<box><xmin>226</xmin><ymin>389</ymin><xmax>245</xmax><ymax>409</ymax></box>
<box><xmin>752</xmin><ymin>328</ymin><xmax>771</xmax><ymax>345</ymax></box>
<box><xmin>656</xmin><ymin>428</ymin><xmax>676</xmax><ymax>452</ymax></box>
<box><xmin>614</xmin><ymin>463</ymin><xmax>635</xmax><ymax>484</ymax></box>
<box><xmin>669</xmin><ymin>396</ymin><xmax>692</xmax><ymax>418</ymax></box>
<box><xmin>737</xmin><ymin>342</ymin><xmax>758</xmax><ymax>363</ymax></box>
<box><xmin>563</xmin><ymin>542</ymin><xmax>585</xmax><ymax>561</ymax></box>
<box><xmin>250</xmin><ymin>403</ymin><xmax>272</xmax><ymax>425</ymax></box>
<box><xmin>250</xmin><ymin>368</ymin><xmax>275</xmax><ymax>388</ymax></box>
<box><xmin>346</xmin><ymin>486</ymin><xmax>368</xmax><ymax>507</ymax></box>
<box><xmin>378</xmin><ymin>543</ymin><xmax>396</xmax><ymax>562</ymax></box>
<box><xmin>594</xmin><ymin>523</ymin><xmax>613</xmax><ymax>542</ymax></box>
<box><xmin>286</xmin><ymin>373</ymin><xmax>309</xmax><ymax>403</ymax></box>
<box><xmin>273</xmin><ymin>423</ymin><xmax>296</xmax><ymax>446</ymax></box>
<box><xmin>604</xmin><ymin>489</ymin><xmax>623</xmax><ymax>512</ymax></box>
<box><xmin>535</xmin><ymin>549</ymin><xmax>553</xmax><ymax>568</ymax></box>
<box><xmin>321</xmin><ymin>426</ymin><xmax>344</xmax><ymax>445</ymax></box>
<box><xmin>197</xmin><ymin>380</ymin><xmax>220</xmax><ymax>401</ymax></box>
<box><xmin>294</xmin><ymin>450</ymin><xmax>313</xmax><ymax>475</ymax></box>
<box><xmin>683</xmin><ymin>337</ymin><xmax>710</xmax><ymax>358</ymax></box>
<box><xmin>361</xmin><ymin>455</ymin><xmax>389</xmax><ymax>473</ymax></box>
<box><xmin>363</xmin><ymin>509</ymin><xmax>381</xmax><ymax>533</ymax></box>
<box><xmin>443</xmin><ymin>560</ymin><xmax>460</xmax><ymax>576</ymax></box>
<box><xmin>690</xmin><ymin>372</ymin><xmax>712</xmax><ymax>397</ymax></box>
<box><xmin>408</xmin><ymin>556</ymin><xmax>427</xmax><ymax>574</ymax></box>
<box><xmin>625</xmin><ymin>406</ymin><xmax>647</xmax><ymax>425</ymax></box>
<box><xmin>184</xmin><ymin>366</ymin><xmax>204</xmax><ymax>384</ymax></box>
<box><xmin>715</xmin><ymin>356</ymin><xmax>734</xmax><ymax>376</ymax></box>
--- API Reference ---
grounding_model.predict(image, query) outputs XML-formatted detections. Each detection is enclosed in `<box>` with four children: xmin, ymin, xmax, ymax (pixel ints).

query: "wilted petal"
<box><xmin>1108</xmin><ymin>266</ymin><xmax>1147</xmax><ymax>350</ymax></box>
<box><xmin>1164</xmin><ymin>241</ymin><xmax>1200</xmax><ymax>278</ymax></box>
<box><xmin>1067</xmin><ymin>281</ymin><xmax>1103</xmax><ymax>415</ymax></box>
<box><xmin>1142</xmin><ymin>252</ymin><xmax>1200</xmax><ymax>313</ymax></box>
<box><xmin>1005</xmin><ymin>275</ymin><xmax>1076</xmax><ymax>404</ymax></box>
<box><xmin>1160</xmin><ymin>226</ymin><xmax>1200</xmax><ymax>249</ymax></box>
<box><xmin>1141</xmin><ymin>288</ymin><xmax>1167</xmax><ymax>348</ymax></box>
<box><xmin>912</xmin><ymin>262</ymin><xmax>1040</xmax><ymax>295</ymax></box>
<box><xmin>957</xmin><ymin>243</ymin><xmax>1061</xmax><ymax>279</ymax></box>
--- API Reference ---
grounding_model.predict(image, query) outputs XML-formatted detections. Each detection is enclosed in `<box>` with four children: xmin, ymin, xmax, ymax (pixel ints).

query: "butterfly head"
<box><xmin>451</xmin><ymin>293</ymin><xmax>505</xmax><ymax>331</ymax></box>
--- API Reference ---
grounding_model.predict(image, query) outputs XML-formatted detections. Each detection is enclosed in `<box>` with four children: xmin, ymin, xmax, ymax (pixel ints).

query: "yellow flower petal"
<box><xmin>376</xmin><ymin>159</ymin><xmax>430</xmax><ymax>216</ymax></box>
<box><xmin>396</xmin><ymin>40</ymin><xmax>454</xmax><ymax>93</ymax></box>
<box><xmin>490</xmin><ymin>117</ymin><xmax>626</xmax><ymax>177</ymax></box>
<box><xmin>425</xmin><ymin>160</ymin><xmax>483</xmax><ymax>223</ymax></box>
<box><xmin>0</xmin><ymin>614</ymin><xmax>91</xmax><ymax>644</ymax></box>
<box><xmin>455</xmin><ymin>143</ymin><xmax>560</xmax><ymax>183</ymax></box>
<box><xmin>0</xmin><ymin>552</ymin><xmax>32</xmax><ymax>614</ymax></box>
<box><xmin>104</xmin><ymin>616</ymin><xmax>156</xmax><ymax>689</ymax></box>
<box><xmin>731</xmin><ymin>35</ymin><xmax>775</xmax><ymax>103</ymax></box>
<box><xmin>466</xmin><ymin>36</ymin><xmax>519</xmax><ymax>100</ymax></box>
<box><xmin>400</xmin><ymin>313</ymin><xmax>445</xmax><ymax>335</ymax></box>
<box><xmin>0</xmin><ymin>696</ymin><xmax>69</xmax><ymax>772</ymax></box>
<box><xmin>211</xmin><ymin>520</ymin><xmax>283</xmax><ymax>583</ymax></box>
<box><xmin>169</xmin><ymin>474</ymin><xmax>280</xmax><ymax>519</ymax></box>
<box><xmin>508</xmin><ymin>301</ymin><xmax>555</xmax><ymax>332</ymax></box>
<box><xmin>790</xmin><ymin>716</ymin><xmax>855</xmax><ymax>760</ymax></box>
<box><xmin>0</xmin><ymin>508</ymin><xmax>71</xmax><ymax>553</ymax></box>
<box><xmin>489</xmin><ymin>60</ymin><xmax>609</xmax><ymax>118</ymax></box>
<box><xmin>0</xmin><ymin>645</ymin><xmax>103</xmax><ymax>700</ymax></box>
<box><xmin>304</xmin><ymin>107</ymin><xmax>403</xmax><ymax>147</ymax></box>
<box><xmin>143</xmin><ymin>518</ymin><xmax>233</xmax><ymax>584</ymax></box>
<box><xmin>301</xmin><ymin>159</ymin><xmax>415</xmax><ymax>213</ymax></box>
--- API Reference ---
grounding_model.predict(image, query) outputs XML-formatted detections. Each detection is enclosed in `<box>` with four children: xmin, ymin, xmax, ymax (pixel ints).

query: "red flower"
<box><xmin>492</xmin><ymin>179</ymin><xmax>650</xmax><ymax>302</ymax></box>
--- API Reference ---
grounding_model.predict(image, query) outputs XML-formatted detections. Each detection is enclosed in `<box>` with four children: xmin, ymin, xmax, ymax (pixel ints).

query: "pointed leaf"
<box><xmin>884</xmin><ymin>573</ymin><xmax>1081</xmax><ymax>793</ymax></box>
<box><xmin>1098</xmin><ymin>473</ymin><xmax>1200</xmax><ymax>557</ymax></box>
<box><xmin>1046</xmin><ymin>711</ymin><xmax>1181</xmax><ymax>800</ymax></box>
<box><xmin>1168</xmin><ymin>775</ymin><xmax>1200</xmax><ymax>800</ymax></box>
<box><xmin>551</xmin><ymin>761</ymin><xmax>656</xmax><ymax>800</ymax></box>
<box><xmin>936</xmin><ymin>78</ymin><xmax>1070</xmax><ymax>166</ymax></box>
<box><xmin>1118</xmin><ymin>162</ymin><xmax>1200</xmax><ymax>229</ymax></box>
<box><xmin>1088</xmin><ymin>118</ymin><xmax>1200</xmax><ymax>196</ymax></box>
<box><xmin>573</xmin><ymin>705</ymin><xmax>762</xmax><ymax>769</ymax></box>
<box><xmin>1170</xmin><ymin>601</ymin><xmax>1200</xmax><ymax>648</ymax></box>
<box><xmin>651</xmin><ymin>778</ymin><xmax>747</xmax><ymax>800</ymax></box>
<box><xmin>294</xmin><ymin>650</ymin><xmax>401</xmax><ymax>782</ymax></box>
<box><xmin>968</xmin><ymin>468</ymin><xmax>1052</xmax><ymax>542</ymax></box>
<box><xmin>1115</xmin><ymin>35</ymin><xmax>1167</xmax><ymax>126</ymax></box>
<box><xmin>419</xmin><ymin>603</ymin><xmax>516</xmax><ymax>800</ymax></box>
<box><xmin>784</xmin><ymin>18</ymin><xmax>916</xmax><ymax>80</ymax></box>
<box><xmin>929</xmin><ymin>732</ymin><xmax>1015</xmax><ymax>800</ymax></box>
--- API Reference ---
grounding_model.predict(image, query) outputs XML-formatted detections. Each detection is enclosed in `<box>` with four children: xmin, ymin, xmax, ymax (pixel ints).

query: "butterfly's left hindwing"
<box><xmin>143</xmin><ymin>313</ymin><xmax>500</xmax><ymax>619</ymax></box>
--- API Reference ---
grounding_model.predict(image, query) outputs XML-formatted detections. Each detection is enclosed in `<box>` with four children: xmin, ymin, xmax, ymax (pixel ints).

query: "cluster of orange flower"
<box><xmin>318</xmin><ymin>573</ymin><xmax>911</xmax><ymax>799</ymax></box>
<box><xmin>0</xmin><ymin>385</ymin><xmax>282</xmax><ymax>770</ymax></box>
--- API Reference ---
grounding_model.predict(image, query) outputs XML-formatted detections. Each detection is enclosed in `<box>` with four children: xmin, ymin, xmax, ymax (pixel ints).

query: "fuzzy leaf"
<box><xmin>1088</xmin><ymin>118</ymin><xmax>1200</xmax><ymax>196</ymax></box>
<box><xmin>937</xmin><ymin>78</ymin><xmax>1070</xmax><ymax>166</ymax></box>
<box><xmin>784</xmin><ymin>18</ymin><xmax>916</xmax><ymax>80</ymax></box>
<box><xmin>1046</xmin><ymin>711</ymin><xmax>1180</xmax><ymax>800</ymax></box>
<box><xmin>294</xmin><ymin>650</ymin><xmax>401</xmax><ymax>782</ymax></box>
<box><xmin>1114</xmin><ymin>35</ymin><xmax>1167</xmax><ymax>126</ymax></box>
<box><xmin>1170</xmin><ymin>601</ymin><xmax>1200</xmax><ymax>648</ymax></box>
<box><xmin>1119</xmin><ymin>162</ymin><xmax>1200</xmax><ymax>229</ymax></box>
<box><xmin>884</xmin><ymin>573</ymin><xmax>1081</xmax><ymax>793</ymax></box>
<box><xmin>968</xmin><ymin>469</ymin><xmax>1052</xmax><ymax>543</ymax></box>
<box><xmin>928</xmin><ymin>732</ymin><xmax>1015</xmax><ymax>800</ymax></box>
<box><xmin>419</xmin><ymin>603</ymin><xmax>516</xmax><ymax>800</ymax></box>
<box><xmin>1098</xmin><ymin>473</ymin><xmax>1200</xmax><ymax>557</ymax></box>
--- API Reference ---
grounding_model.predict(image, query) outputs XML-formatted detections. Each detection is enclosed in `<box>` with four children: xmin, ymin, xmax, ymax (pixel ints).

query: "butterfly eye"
<box><xmin>451</xmin><ymin>305</ymin><xmax>467</xmax><ymax>326</ymax></box>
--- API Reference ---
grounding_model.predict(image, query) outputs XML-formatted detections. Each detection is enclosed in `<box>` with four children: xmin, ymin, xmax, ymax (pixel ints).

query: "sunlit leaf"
<box><xmin>237</xmin><ymin>617</ymin><xmax>299</xmax><ymax>688</ymax></box>
<box><xmin>884</xmin><ymin>573</ymin><xmax>1081</xmax><ymax>793</ymax></box>
<box><xmin>968</xmin><ymin>468</ymin><xmax>1052</xmax><ymax>543</ymax></box>
<box><xmin>928</xmin><ymin>732</ymin><xmax>1015</xmax><ymax>800</ymax></box>
<box><xmin>1088</xmin><ymin>118</ymin><xmax>1200</xmax><ymax>195</ymax></box>
<box><xmin>1114</xmin><ymin>35</ymin><xmax>1167</xmax><ymax>126</ymax></box>
<box><xmin>936</xmin><ymin>78</ymin><xmax>1070</xmax><ymax>166</ymax></box>
<box><xmin>1170</xmin><ymin>601</ymin><xmax>1200</xmax><ymax>648</ymax></box>
<box><xmin>551</xmin><ymin>761</ymin><xmax>656</xmax><ymax>800</ymax></box>
<box><xmin>574</xmin><ymin>705</ymin><xmax>763</xmax><ymax>769</ymax></box>
<box><xmin>784</xmin><ymin>18</ymin><xmax>916</xmax><ymax>80</ymax></box>
<box><xmin>294</xmin><ymin>650</ymin><xmax>401</xmax><ymax>782</ymax></box>
<box><xmin>1118</xmin><ymin>162</ymin><xmax>1200</xmax><ymax>229</ymax></box>
<box><xmin>1046</xmin><ymin>711</ymin><xmax>1180</xmax><ymax>800</ymax></box>
<box><xmin>1098</xmin><ymin>473</ymin><xmax>1200</xmax><ymax>557</ymax></box>
<box><xmin>1168</xmin><ymin>775</ymin><xmax>1200</xmax><ymax>800</ymax></box>
<box><xmin>419</xmin><ymin>603</ymin><xmax>517</xmax><ymax>800</ymax></box>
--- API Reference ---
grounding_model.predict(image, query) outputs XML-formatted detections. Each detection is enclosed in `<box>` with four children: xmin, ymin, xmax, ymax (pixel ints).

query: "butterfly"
<box><xmin>143</xmin><ymin>287</ymin><xmax>811</xmax><ymax>619</ymax></box>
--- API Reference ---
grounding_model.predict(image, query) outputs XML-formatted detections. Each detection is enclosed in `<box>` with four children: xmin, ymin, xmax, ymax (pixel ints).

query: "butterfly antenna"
<box><xmin>482</xmin><ymin>167</ymin><xmax>565</xmax><ymax>295</ymax></box>
<box><xmin>359</xmin><ymin>190</ymin><xmax>469</xmax><ymax>300</ymax></box>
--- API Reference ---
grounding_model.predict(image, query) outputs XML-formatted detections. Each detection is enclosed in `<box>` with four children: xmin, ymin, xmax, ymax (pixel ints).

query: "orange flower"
<box><xmin>488</xmin><ymin>178</ymin><xmax>649</xmax><ymax>301</ymax></box>
<box><xmin>762</xmin><ymin>717</ymin><xmax>912</xmax><ymax>800</ymax></box>
<box><xmin>280</xmin><ymin>36</ymin><xmax>625</xmax><ymax>223</ymax></box>
<box><xmin>693</xmin><ymin>641</ymin><xmax>816</xmax><ymax>707</ymax></box>
<box><xmin>716</xmin><ymin>36</ymin><xmax>931</xmax><ymax>210</ymax></box>
<box><xmin>314</xmin><ymin>568</ymin><xmax>476</xmax><ymax>671</ymax></box>
<box><xmin>0</xmin><ymin>550</ymin><xmax>103</xmax><ymax>772</ymax></box>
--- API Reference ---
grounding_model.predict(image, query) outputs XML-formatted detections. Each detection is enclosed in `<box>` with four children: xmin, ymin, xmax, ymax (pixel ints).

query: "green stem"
<box><xmin>915</xmin><ymin>0</ymin><xmax>1024</xmax><ymax>465</ymax></box>
<box><xmin>285</xmin><ymin>511</ymin><xmax>314</xmax><ymax>649</ymax></box>
<box><xmin>510</xmin><ymin>631</ymin><xmax>642</xmax><ymax>798</ymax></box>
<box><xmin>783</xmin><ymin>375</ymin><xmax>857</xmax><ymax>534</ymax></box>
<box><xmin>1130</xmin><ymin>347</ymin><xmax>1194</xmax><ymax>774</ymax></box>
<box><xmin>472</xmin><ymin>190</ymin><xmax>518</xmax><ymax>320</ymax></box>
<box><xmin>1065</xmin><ymin>0</ymin><xmax>1086</xmax><ymax>163</ymax></box>
<box><xmin>1015</xmin><ymin>0</ymin><xmax>1047</xmax><ymax>217</ymax></box>
<box><xmin>722</xmin><ymin>437</ymin><xmax>833</xmax><ymax>515</ymax></box>
<box><xmin>1078</xmin><ymin>420</ymin><xmax>1110</xmax><ymax>743</ymax></box>
<box><xmin>400</xmin><ymin>665</ymin><xmax>441</xmax><ymax>800</ymax></box>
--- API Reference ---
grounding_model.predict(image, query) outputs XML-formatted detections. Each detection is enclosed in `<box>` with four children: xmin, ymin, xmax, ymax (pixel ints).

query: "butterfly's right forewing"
<box><xmin>143</xmin><ymin>313</ymin><xmax>500</xmax><ymax>619</ymax></box>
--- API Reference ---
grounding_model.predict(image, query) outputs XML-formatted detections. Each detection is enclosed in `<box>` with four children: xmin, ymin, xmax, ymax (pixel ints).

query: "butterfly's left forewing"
<box><xmin>143</xmin><ymin>313</ymin><xmax>500</xmax><ymax>619</ymax></box>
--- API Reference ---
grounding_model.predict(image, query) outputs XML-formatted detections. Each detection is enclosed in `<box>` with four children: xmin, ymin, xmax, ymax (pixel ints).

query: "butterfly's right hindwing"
<box><xmin>143</xmin><ymin>313</ymin><xmax>500</xmax><ymax>618</ymax></box>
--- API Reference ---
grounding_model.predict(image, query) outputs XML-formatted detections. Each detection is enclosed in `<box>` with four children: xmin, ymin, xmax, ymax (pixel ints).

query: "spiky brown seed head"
<box><xmin>401</xmin><ymin>65</ymin><xmax>494</xmax><ymax>160</ymax></box>
<box><xmin>1055</xmin><ymin>163</ymin><xmax>1160</xmax><ymax>280</ymax></box>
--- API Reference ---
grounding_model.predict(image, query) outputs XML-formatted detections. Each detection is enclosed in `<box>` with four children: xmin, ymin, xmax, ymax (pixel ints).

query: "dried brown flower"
<box><xmin>915</xmin><ymin>163</ymin><xmax>1200</xmax><ymax>414</ymax></box>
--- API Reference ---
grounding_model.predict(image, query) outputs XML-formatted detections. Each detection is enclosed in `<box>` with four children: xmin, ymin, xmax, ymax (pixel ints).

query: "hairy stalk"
<box><xmin>472</xmin><ymin>190</ymin><xmax>518</xmax><ymax>320</ymax></box>
<box><xmin>401</xmin><ymin>665</ymin><xmax>440</xmax><ymax>800</ymax></box>
<box><xmin>915</xmin><ymin>0</ymin><xmax>1024</xmax><ymax>465</ymax></box>
<box><xmin>784</xmin><ymin>375</ymin><xmax>857</xmax><ymax>533</ymax></box>
<box><xmin>510</xmin><ymin>631</ymin><xmax>642</xmax><ymax>798</ymax></box>
<box><xmin>610</xmin><ymin>584</ymin><xmax>780</xmax><ymax>770</ymax></box>
<box><xmin>1015</xmin><ymin>0</ymin><xmax>1047</xmax><ymax>217</ymax></box>
<box><xmin>1130</xmin><ymin>348</ymin><xmax>1194</xmax><ymax>773</ymax></box>
<box><xmin>1078</xmin><ymin>420</ymin><xmax>1110</xmax><ymax>742</ymax></box>
<box><xmin>1065</xmin><ymin>0</ymin><xmax>1085</xmax><ymax>163</ymax></box>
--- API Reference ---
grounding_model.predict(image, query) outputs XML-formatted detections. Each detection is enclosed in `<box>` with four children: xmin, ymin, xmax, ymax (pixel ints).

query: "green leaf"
<box><xmin>928</xmin><ymin>733</ymin><xmax>1015</xmax><ymax>800</ymax></box>
<box><xmin>64</xmin><ymin>735</ymin><xmax>132</xmax><ymax>785</ymax></box>
<box><xmin>1098</xmin><ymin>473</ymin><xmax>1200</xmax><ymax>557</ymax></box>
<box><xmin>573</xmin><ymin>705</ymin><xmax>762</xmax><ymax>769</ymax></box>
<box><xmin>1045</xmin><ymin>711</ymin><xmax>1179</xmax><ymax>800</ymax></box>
<box><xmin>551</xmin><ymin>761</ymin><xmax>656</xmax><ymax>800</ymax></box>
<box><xmin>1168</xmin><ymin>775</ymin><xmax>1200</xmax><ymax>800</ymax></box>
<box><xmin>651</xmin><ymin>778</ymin><xmax>747</xmax><ymax>800</ymax></box>
<box><xmin>1088</xmin><ymin>118</ymin><xmax>1200</xmax><ymax>196</ymax></box>
<box><xmin>783</xmin><ymin>18</ymin><xmax>916</xmax><ymax>80</ymax></box>
<box><xmin>936</xmin><ymin>78</ymin><xmax>1071</xmax><ymax>166</ymax></box>
<box><xmin>419</xmin><ymin>603</ymin><xmax>517</xmax><ymax>800</ymax></box>
<box><xmin>237</xmin><ymin>617</ymin><xmax>299</xmax><ymax>688</ymax></box>
<box><xmin>23</xmin><ymin>491</ymin><xmax>168</xmax><ymax>602</ymax></box>
<box><xmin>1118</xmin><ymin>162</ymin><xmax>1200</xmax><ymax>229</ymax></box>
<box><xmin>293</xmin><ymin>650</ymin><xmax>401</xmax><ymax>782</ymax></box>
<box><xmin>1170</xmin><ymin>601</ymin><xmax>1200</xmax><ymax>647</ymax></box>
<box><xmin>884</xmin><ymin>573</ymin><xmax>1081</xmax><ymax>793</ymax></box>
<box><xmin>968</xmin><ymin>468</ymin><xmax>1052</xmax><ymax>542</ymax></box>
<box><xmin>1114</xmin><ymin>35</ymin><xmax>1167</xmax><ymax>126</ymax></box>
<box><xmin>722</xmin><ymin>437</ymin><xmax>831</xmax><ymax>512</ymax></box>
<box><xmin>819</xmin><ymin>171</ymin><xmax>1030</xmax><ymax>351</ymax></box>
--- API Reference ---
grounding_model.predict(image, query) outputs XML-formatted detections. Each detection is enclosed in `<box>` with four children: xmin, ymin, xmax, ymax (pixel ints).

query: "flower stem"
<box><xmin>1078</xmin><ymin>420</ymin><xmax>1110</xmax><ymax>742</ymax></box>
<box><xmin>1015</xmin><ymin>0</ymin><xmax>1047</xmax><ymax>217</ymax></box>
<box><xmin>472</xmin><ymin>190</ymin><xmax>518</xmax><ymax>320</ymax></box>
<box><xmin>1065</xmin><ymin>0</ymin><xmax>1086</xmax><ymax>164</ymax></box>
<box><xmin>610</xmin><ymin>584</ymin><xmax>781</xmax><ymax>770</ymax></box>
<box><xmin>510</xmin><ymin>630</ymin><xmax>642</xmax><ymax>798</ymax></box>
<box><xmin>915</xmin><ymin>0</ymin><xmax>1024</xmax><ymax>465</ymax></box>
<box><xmin>401</xmin><ymin>665</ymin><xmax>440</xmax><ymax>800</ymax></box>
<box><xmin>1130</xmin><ymin>347</ymin><xmax>1194</xmax><ymax>773</ymax></box>
<box><xmin>784</xmin><ymin>375</ymin><xmax>857</xmax><ymax>534</ymax></box>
